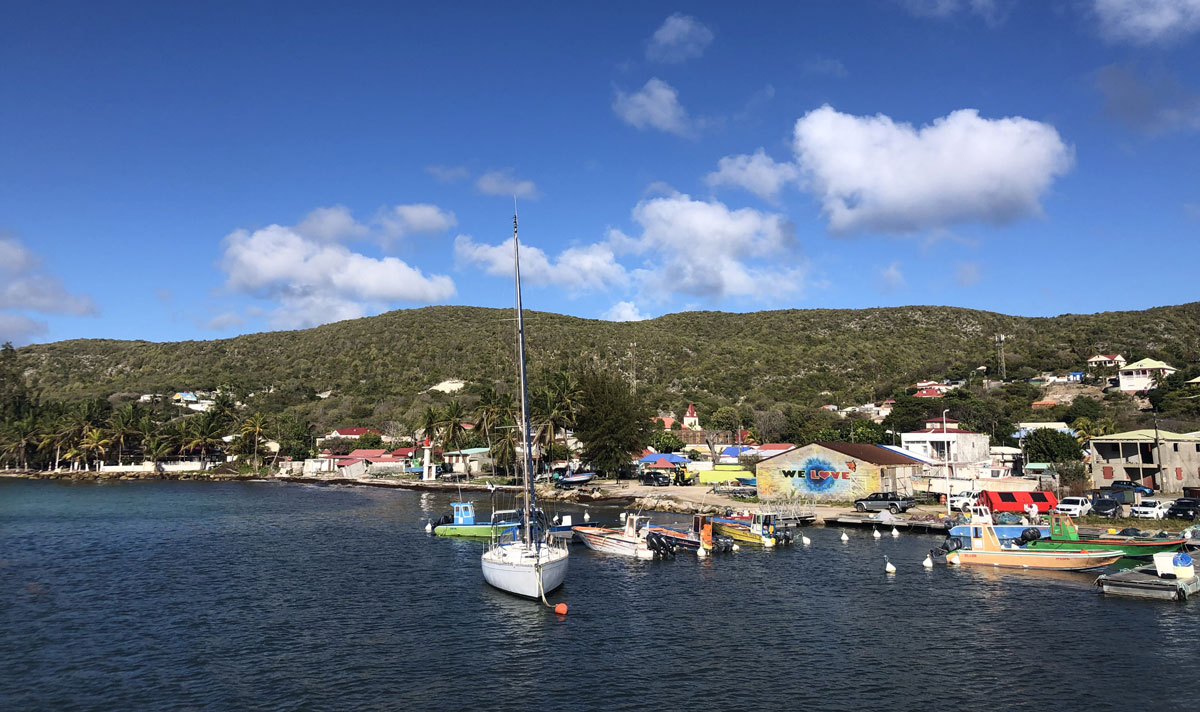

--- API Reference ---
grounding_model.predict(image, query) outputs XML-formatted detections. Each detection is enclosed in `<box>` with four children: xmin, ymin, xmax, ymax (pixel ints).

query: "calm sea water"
<box><xmin>1</xmin><ymin>479</ymin><xmax>1196</xmax><ymax>711</ymax></box>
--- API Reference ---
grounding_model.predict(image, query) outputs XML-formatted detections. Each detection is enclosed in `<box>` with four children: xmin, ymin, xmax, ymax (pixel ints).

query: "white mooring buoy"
<box><xmin>885</xmin><ymin>555</ymin><xmax>896</xmax><ymax>574</ymax></box>
<box><xmin>891</xmin><ymin>527</ymin><xmax>900</xmax><ymax>538</ymax></box>
<box><xmin>801</xmin><ymin>534</ymin><xmax>811</xmax><ymax>546</ymax></box>
<box><xmin>424</xmin><ymin>521</ymin><xmax>433</xmax><ymax>533</ymax></box>
<box><xmin>584</xmin><ymin>510</ymin><xmax>591</xmax><ymax>523</ymax></box>
<box><xmin>732</xmin><ymin>544</ymin><xmax>740</xmax><ymax>552</ymax></box>
<box><xmin>947</xmin><ymin>552</ymin><xmax>961</xmax><ymax>566</ymax></box>
<box><xmin>840</xmin><ymin>530</ymin><xmax>849</xmax><ymax>542</ymax></box>
<box><xmin>873</xmin><ymin>527</ymin><xmax>881</xmax><ymax>539</ymax></box>
<box><xmin>697</xmin><ymin>546</ymin><xmax>708</xmax><ymax>558</ymax></box>
<box><xmin>923</xmin><ymin>554</ymin><xmax>933</xmax><ymax>568</ymax></box>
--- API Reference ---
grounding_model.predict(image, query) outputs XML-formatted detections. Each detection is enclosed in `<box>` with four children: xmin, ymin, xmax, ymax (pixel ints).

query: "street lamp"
<box><xmin>943</xmin><ymin>408</ymin><xmax>951</xmax><ymax>515</ymax></box>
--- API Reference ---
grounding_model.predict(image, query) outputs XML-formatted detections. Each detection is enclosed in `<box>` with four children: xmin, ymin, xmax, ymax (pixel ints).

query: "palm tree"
<box><xmin>142</xmin><ymin>436</ymin><xmax>175</xmax><ymax>466</ymax></box>
<box><xmin>183</xmin><ymin>412</ymin><xmax>226</xmax><ymax>467</ymax></box>
<box><xmin>109</xmin><ymin>403</ymin><xmax>142</xmax><ymax>466</ymax></box>
<box><xmin>210</xmin><ymin>392</ymin><xmax>239</xmax><ymax>429</ymax></box>
<box><xmin>1072</xmin><ymin>417</ymin><xmax>1098</xmax><ymax>445</ymax></box>
<box><xmin>418</xmin><ymin>405</ymin><xmax>440</xmax><ymax>445</ymax></box>
<box><xmin>7</xmin><ymin>414</ymin><xmax>39</xmax><ymax>470</ymax></box>
<box><xmin>240</xmin><ymin>413</ymin><xmax>269</xmax><ymax>468</ymax></box>
<box><xmin>78</xmin><ymin>428</ymin><xmax>112</xmax><ymax>470</ymax></box>
<box><xmin>438</xmin><ymin>399</ymin><xmax>468</xmax><ymax>454</ymax></box>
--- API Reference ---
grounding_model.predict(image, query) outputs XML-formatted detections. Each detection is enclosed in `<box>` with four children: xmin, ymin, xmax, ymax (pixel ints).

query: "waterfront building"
<box><xmin>1089</xmin><ymin>429</ymin><xmax>1200</xmax><ymax>494</ymax></box>
<box><xmin>756</xmin><ymin>442</ymin><xmax>927</xmax><ymax>502</ymax></box>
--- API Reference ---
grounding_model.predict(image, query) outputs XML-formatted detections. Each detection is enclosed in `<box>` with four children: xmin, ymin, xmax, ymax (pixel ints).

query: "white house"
<box><xmin>900</xmin><ymin>417</ymin><xmax>991</xmax><ymax>477</ymax></box>
<box><xmin>1087</xmin><ymin>354</ymin><xmax>1126</xmax><ymax>369</ymax></box>
<box><xmin>1118</xmin><ymin>358</ymin><xmax>1177</xmax><ymax>393</ymax></box>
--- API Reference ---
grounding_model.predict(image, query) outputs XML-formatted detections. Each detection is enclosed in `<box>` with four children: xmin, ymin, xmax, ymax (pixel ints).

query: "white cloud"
<box><xmin>0</xmin><ymin>313</ymin><xmax>48</xmax><ymax>345</ymax></box>
<box><xmin>706</xmin><ymin>149</ymin><xmax>800</xmax><ymax>201</ymax></box>
<box><xmin>476</xmin><ymin>170</ymin><xmax>540</xmax><ymax>199</ymax></box>
<box><xmin>792</xmin><ymin>105</ymin><xmax>1073</xmax><ymax>235</ymax></box>
<box><xmin>613</xmin><ymin>78</ymin><xmax>694</xmax><ymax>137</ymax></box>
<box><xmin>1094</xmin><ymin>0</ymin><xmax>1200</xmax><ymax>43</ymax></box>
<box><xmin>376</xmin><ymin>204</ymin><xmax>458</xmax><ymax>240</ymax></box>
<box><xmin>879</xmin><ymin>262</ymin><xmax>906</xmax><ymax>292</ymax></box>
<box><xmin>454</xmin><ymin>236</ymin><xmax>626</xmax><ymax>291</ymax></box>
<box><xmin>646</xmin><ymin>13</ymin><xmax>714</xmax><ymax>63</ymax></box>
<box><xmin>0</xmin><ymin>235</ymin><xmax>96</xmax><ymax>316</ymax></box>
<box><xmin>425</xmin><ymin>164</ymin><xmax>470</xmax><ymax>183</ymax></box>
<box><xmin>220</xmin><ymin>217</ymin><xmax>455</xmax><ymax>329</ymax></box>
<box><xmin>603</xmin><ymin>301</ymin><xmax>650</xmax><ymax>322</ymax></box>
<box><xmin>620</xmin><ymin>192</ymin><xmax>803</xmax><ymax>299</ymax></box>
<box><xmin>295</xmin><ymin>205</ymin><xmax>369</xmax><ymax>242</ymax></box>
<box><xmin>956</xmin><ymin>261</ymin><xmax>982</xmax><ymax>286</ymax></box>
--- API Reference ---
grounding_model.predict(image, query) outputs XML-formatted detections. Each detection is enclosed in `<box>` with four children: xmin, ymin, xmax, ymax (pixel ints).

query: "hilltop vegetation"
<box><xmin>13</xmin><ymin>303</ymin><xmax>1200</xmax><ymax>426</ymax></box>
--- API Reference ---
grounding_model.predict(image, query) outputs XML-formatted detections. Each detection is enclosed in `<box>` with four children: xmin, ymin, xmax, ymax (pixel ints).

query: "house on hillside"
<box><xmin>756</xmin><ymin>442</ymin><xmax>927</xmax><ymax>502</ymax></box>
<box><xmin>321</xmin><ymin>427</ymin><xmax>385</xmax><ymax>442</ymax></box>
<box><xmin>1090</xmin><ymin>429</ymin><xmax>1200</xmax><ymax>494</ymax></box>
<box><xmin>1118</xmin><ymin>358</ymin><xmax>1177</xmax><ymax>393</ymax></box>
<box><xmin>442</xmin><ymin>447</ymin><xmax>493</xmax><ymax>475</ymax></box>
<box><xmin>1087</xmin><ymin>354</ymin><xmax>1126</xmax><ymax>369</ymax></box>
<box><xmin>682</xmin><ymin>403</ymin><xmax>701</xmax><ymax>430</ymax></box>
<box><xmin>912</xmin><ymin>388</ymin><xmax>943</xmax><ymax>399</ymax></box>
<box><xmin>653</xmin><ymin>416</ymin><xmax>678</xmax><ymax>430</ymax></box>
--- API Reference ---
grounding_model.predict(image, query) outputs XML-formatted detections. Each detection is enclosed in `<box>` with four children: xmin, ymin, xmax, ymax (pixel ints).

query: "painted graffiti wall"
<box><xmin>757</xmin><ymin>444</ymin><xmax>883</xmax><ymax>502</ymax></box>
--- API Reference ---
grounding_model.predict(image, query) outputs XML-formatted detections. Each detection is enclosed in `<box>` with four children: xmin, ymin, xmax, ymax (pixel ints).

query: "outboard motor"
<box><xmin>941</xmin><ymin>536</ymin><xmax>964</xmax><ymax>553</ymax></box>
<box><xmin>711</xmin><ymin>534</ymin><xmax>735</xmax><ymax>553</ymax></box>
<box><xmin>776</xmin><ymin>529</ymin><xmax>794</xmax><ymax>545</ymax></box>
<box><xmin>1018</xmin><ymin>527</ymin><xmax>1042</xmax><ymax>544</ymax></box>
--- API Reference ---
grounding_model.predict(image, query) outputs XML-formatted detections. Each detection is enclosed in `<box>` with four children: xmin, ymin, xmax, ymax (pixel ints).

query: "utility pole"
<box><xmin>995</xmin><ymin>334</ymin><xmax>1007</xmax><ymax>380</ymax></box>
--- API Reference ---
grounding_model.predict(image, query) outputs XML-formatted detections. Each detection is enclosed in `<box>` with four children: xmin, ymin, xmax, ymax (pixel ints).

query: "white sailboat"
<box><xmin>480</xmin><ymin>212</ymin><xmax>569</xmax><ymax>600</ymax></box>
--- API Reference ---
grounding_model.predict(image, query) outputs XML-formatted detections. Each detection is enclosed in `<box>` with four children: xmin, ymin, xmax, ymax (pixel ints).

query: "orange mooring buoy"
<box><xmin>554</xmin><ymin>603</ymin><xmax>568</xmax><ymax>615</ymax></box>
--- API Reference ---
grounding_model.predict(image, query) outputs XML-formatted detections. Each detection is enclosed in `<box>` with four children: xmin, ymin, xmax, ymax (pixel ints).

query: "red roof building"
<box><xmin>913</xmin><ymin>388</ymin><xmax>943</xmax><ymax>398</ymax></box>
<box><xmin>330</xmin><ymin>427</ymin><xmax>383</xmax><ymax>438</ymax></box>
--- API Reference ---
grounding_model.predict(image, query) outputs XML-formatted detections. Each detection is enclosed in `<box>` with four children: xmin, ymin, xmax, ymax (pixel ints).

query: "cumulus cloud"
<box><xmin>1096</xmin><ymin>64</ymin><xmax>1200</xmax><ymax>134</ymax></box>
<box><xmin>376</xmin><ymin>204</ymin><xmax>458</xmax><ymax>240</ymax></box>
<box><xmin>476</xmin><ymin>170</ymin><xmax>540</xmax><ymax>199</ymax></box>
<box><xmin>618</xmin><ymin>192</ymin><xmax>803</xmax><ymax>299</ymax></box>
<box><xmin>613</xmin><ymin>78</ymin><xmax>694</xmax><ymax>137</ymax></box>
<box><xmin>879</xmin><ymin>262</ymin><xmax>906</xmax><ymax>292</ymax></box>
<box><xmin>1094</xmin><ymin>0</ymin><xmax>1200</xmax><ymax>43</ymax></box>
<box><xmin>295</xmin><ymin>205</ymin><xmax>369</xmax><ymax>242</ymax></box>
<box><xmin>454</xmin><ymin>236</ymin><xmax>626</xmax><ymax>292</ymax></box>
<box><xmin>0</xmin><ymin>313</ymin><xmax>48</xmax><ymax>345</ymax></box>
<box><xmin>603</xmin><ymin>301</ymin><xmax>650</xmax><ymax>322</ymax></box>
<box><xmin>792</xmin><ymin>105</ymin><xmax>1073</xmax><ymax>235</ymax></box>
<box><xmin>956</xmin><ymin>261</ymin><xmax>982</xmax><ymax>286</ymax></box>
<box><xmin>646</xmin><ymin>13</ymin><xmax>714</xmax><ymax>63</ymax></box>
<box><xmin>0</xmin><ymin>235</ymin><xmax>96</xmax><ymax>317</ymax></box>
<box><xmin>220</xmin><ymin>217</ymin><xmax>455</xmax><ymax>330</ymax></box>
<box><xmin>706</xmin><ymin>149</ymin><xmax>800</xmax><ymax>202</ymax></box>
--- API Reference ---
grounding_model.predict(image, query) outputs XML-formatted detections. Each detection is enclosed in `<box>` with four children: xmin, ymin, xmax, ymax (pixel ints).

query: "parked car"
<box><xmin>1166</xmin><ymin>498</ymin><xmax>1200</xmax><ymax>521</ymax></box>
<box><xmin>638</xmin><ymin>471</ymin><xmax>672</xmax><ymax>487</ymax></box>
<box><xmin>1054</xmin><ymin>496</ymin><xmax>1093</xmax><ymax>517</ymax></box>
<box><xmin>949</xmin><ymin>491</ymin><xmax>980</xmax><ymax>512</ymax></box>
<box><xmin>854</xmin><ymin>492</ymin><xmax>915</xmax><ymax>514</ymax></box>
<box><xmin>1111</xmin><ymin>480</ymin><xmax>1154</xmax><ymax>496</ymax></box>
<box><xmin>1130</xmin><ymin>499</ymin><xmax>1170</xmax><ymax>519</ymax></box>
<box><xmin>1091</xmin><ymin>498</ymin><xmax>1123</xmax><ymax>518</ymax></box>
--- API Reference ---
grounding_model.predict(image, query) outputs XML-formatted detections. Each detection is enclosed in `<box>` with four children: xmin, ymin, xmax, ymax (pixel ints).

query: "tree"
<box><xmin>77</xmin><ymin>427</ymin><xmax>112</xmax><ymax>470</ymax></box>
<box><xmin>754</xmin><ymin>409</ymin><xmax>787</xmax><ymax>444</ymax></box>
<box><xmin>1064</xmin><ymin>396</ymin><xmax>1102</xmax><ymax>425</ymax></box>
<box><xmin>649</xmin><ymin>429</ymin><xmax>684</xmax><ymax>454</ymax></box>
<box><xmin>438</xmin><ymin>399</ymin><xmax>468</xmax><ymax>453</ymax></box>
<box><xmin>183</xmin><ymin>411</ymin><xmax>226</xmax><ymax>465</ymax></box>
<box><xmin>1025</xmin><ymin>428</ymin><xmax>1082</xmax><ymax>463</ymax></box>
<box><xmin>142</xmin><ymin>435</ymin><xmax>175</xmax><ymax>465</ymax></box>
<box><xmin>356</xmin><ymin>431</ymin><xmax>384</xmax><ymax>449</ymax></box>
<box><xmin>240</xmin><ymin>412</ymin><xmax>269</xmax><ymax>466</ymax></box>
<box><xmin>573</xmin><ymin>368</ymin><xmax>652</xmax><ymax>477</ymax></box>
<box><xmin>109</xmin><ymin>403</ymin><xmax>142</xmax><ymax>465</ymax></box>
<box><xmin>709</xmin><ymin>406</ymin><xmax>742</xmax><ymax>435</ymax></box>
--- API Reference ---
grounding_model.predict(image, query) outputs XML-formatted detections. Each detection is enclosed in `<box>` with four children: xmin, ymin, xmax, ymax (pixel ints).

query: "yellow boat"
<box><xmin>712</xmin><ymin>512</ymin><xmax>793</xmax><ymax>547</ymax></box>
<box><xmin>933</xmin><ymin>506</ymin><xmax>1124</xmax><ymax>571</ymax></box>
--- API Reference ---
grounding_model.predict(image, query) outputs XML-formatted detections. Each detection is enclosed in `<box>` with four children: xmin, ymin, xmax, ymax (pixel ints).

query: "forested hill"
<box><xmin>14</xmin><ymin>302</ymin><xmax>1200</xmax><ymax>412</ymax></box>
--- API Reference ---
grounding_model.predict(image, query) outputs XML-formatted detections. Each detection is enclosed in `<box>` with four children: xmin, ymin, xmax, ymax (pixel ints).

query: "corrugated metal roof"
<box><xmin>1091</xmin><ymin>429</ymin><xmax>1200</xmax><ymax>442</ymax></box>
<box><xmin>814</xmin><ymin>442</ymin><xmax>927</xmax><ymax>466</ymax></box>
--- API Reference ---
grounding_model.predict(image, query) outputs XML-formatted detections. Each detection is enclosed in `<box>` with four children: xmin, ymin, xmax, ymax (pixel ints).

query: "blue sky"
<box><xmin>2</xmin><ymin>0</ymin><xmax>1198</xmax><ymax>345</ymax></box>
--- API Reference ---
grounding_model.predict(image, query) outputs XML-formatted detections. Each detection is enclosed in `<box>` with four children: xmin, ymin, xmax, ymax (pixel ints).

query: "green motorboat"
<box><xmin>432</xmin><ymin>502</ymin><xmax>519</xmax><ymax>538</ymax></box>
<box><xmin>1023</xmin><ymin>513</ymin><xmax>1186</xmax><ymax>559</ymax></box>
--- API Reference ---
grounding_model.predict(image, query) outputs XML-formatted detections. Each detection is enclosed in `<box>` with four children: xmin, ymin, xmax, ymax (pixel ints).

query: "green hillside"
<box><xmin>13</xmin><ymin>303</ymin><xmax>1200</xmax><ymax>425</ymax></box>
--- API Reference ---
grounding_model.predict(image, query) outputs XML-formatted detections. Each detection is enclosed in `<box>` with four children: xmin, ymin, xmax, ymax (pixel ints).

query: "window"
<box><xmin>1174</xmin><ymin>444</ymin><xmax>1179</xmax><ymax>452</ymax></box>
<box><xmin>1103</xmin><ymin>466</ymin><xmax>1114</xmax><ymax>480</ymax></box>
<box><xmin>1029</xmin><ymin>493</ymin><xmax>1047</xmax><ymax>502</ymax></box>
<box><xmin>998</xmin><ymin>492</ymin><xmax>1017</xmax><ymax>502</ymax></box>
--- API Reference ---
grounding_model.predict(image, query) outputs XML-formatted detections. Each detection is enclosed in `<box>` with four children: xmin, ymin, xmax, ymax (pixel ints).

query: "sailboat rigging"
<box><xmin>479</xmin><ymin>211</ymin><xmax>569</xmax><ymax>601</ymax></box>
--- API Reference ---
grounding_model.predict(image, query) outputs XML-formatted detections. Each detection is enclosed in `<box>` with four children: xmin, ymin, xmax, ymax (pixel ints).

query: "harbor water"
<box><xmin>2</xmin><ymin>479</ymin><xmax>1197</xmax><ymax>711</ymax></box>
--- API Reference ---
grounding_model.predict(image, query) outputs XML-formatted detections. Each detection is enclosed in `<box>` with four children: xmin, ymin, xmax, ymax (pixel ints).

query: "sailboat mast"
<box><xmin>512</xmin><ymin>212</ymin><xmax>536</xmax><ymax>548</ymax></box>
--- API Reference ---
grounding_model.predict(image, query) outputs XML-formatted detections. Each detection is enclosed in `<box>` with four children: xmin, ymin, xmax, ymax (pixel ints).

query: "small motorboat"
<box><xmin>553</xmin><ymin>471</ymin><xmax>596</xmax><ymax>488</ymax></box>
<box><xmin>713</xmin><ymin>512</ymin><xmax>794</xmax><ymax>547</ymax></box>
<box><xmin>931</xmin><ymin>506</ymin><xmax>1123</xmax><ymax>571</ymax></box>
<box><xmin>574</xmin><ymin>514</ymin><xmax>675</xmax><ymax>559</ymax></box>
<box><xmin>649</xmin><ymin>514</ymin><xmax>735</xmax><ymax>554</ymax></box>
<box><xmin>433</xmin><ymin>502</ymin><xmax>520</xmax><ymax>538</ymax></box>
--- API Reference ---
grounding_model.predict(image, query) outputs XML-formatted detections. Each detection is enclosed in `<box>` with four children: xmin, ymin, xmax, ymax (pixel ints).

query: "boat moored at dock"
<box><xmin>931</xmin><ymin>506</ymin><xmax>1124</xmax><ymax>571</ymax></box>
<box><xmin>713</xmin><ymin>512</ymin><xmax>793</xmax><ymax>547</ymax></box>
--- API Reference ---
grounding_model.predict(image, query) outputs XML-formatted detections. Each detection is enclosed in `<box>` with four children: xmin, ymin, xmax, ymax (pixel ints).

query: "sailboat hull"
<box><xmin>481</xmin><ymin>542</ymin><xmax>569</xmax><ymax>599</ymax></box>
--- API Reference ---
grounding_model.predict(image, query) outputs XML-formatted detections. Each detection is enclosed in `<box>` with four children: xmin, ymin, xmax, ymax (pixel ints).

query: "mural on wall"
<box><xmin>759</xmin><ymin>453</ymin><xmax>880</xmax><ymax>501</ymax></box>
